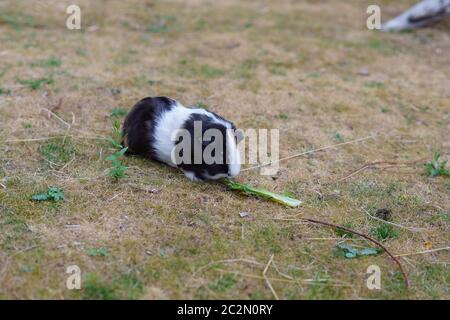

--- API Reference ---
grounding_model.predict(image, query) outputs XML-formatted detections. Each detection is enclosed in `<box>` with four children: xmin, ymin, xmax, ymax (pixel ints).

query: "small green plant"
<box><xmin>424</xmin><ymin>152</ymin><xmax>449</xmax><ymax>178</ymax></box>
<box><xmin>31</xmin><ymin>186</ymin><xmax>65</xmax><ymax>202</ymax></box>
<box><xmin>110</xmin><ymin>119</ymin><xmax>123</xmax><ymax>149</ymax></box>
<box><xmin>18</xmin><ymin>77</ymin><xmax>53</xmax><ymax>90</ymax></box>
<box><xmin>110</xmin><ymin>108</ymin><xmax>127</xmax><ymax>118</ymax></box>
<box><xmin>370</xmin><ymin>223</ymin><xmax>399</xmax><ymax>241</ymax></box>
<box><xmin>334</xmin><ymin>132</ymin><xmax>345</xmax><ymax>142</ymax></box>
<box><xmin>88</xmin><ymin>247</ymin><xmax>109</xmax><ymax>257</ymax></box>
<box><xmin>278</xmin><ymin>112</ymin><xmax>289</xmax><ymax>120</ymax></box>
<box><xmin>106</xmin><ymin>147</ymin><xmax>128</xmax><ymax>181</ymax></box>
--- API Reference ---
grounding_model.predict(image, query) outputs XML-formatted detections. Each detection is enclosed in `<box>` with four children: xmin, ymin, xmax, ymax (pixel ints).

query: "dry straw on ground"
<box><xmin>0</xmin><ymin>0</ymin><xmax>449</xmax><ymax>299</ymax></box>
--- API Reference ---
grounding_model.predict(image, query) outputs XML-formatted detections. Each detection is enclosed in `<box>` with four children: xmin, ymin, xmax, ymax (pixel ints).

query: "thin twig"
<box><xmin>5</xmin><ymin>135</ymin><xmax>109</xmax><ymax>143</ymax></box>
<box><xmin>335</xmin><ymin>157</ymin><xmax>427</xmax><ymax>182</ymax></box>
<box><xmin>41</xmin><ymin>107</ymin><xmax>71</xmax><ymax>128</ymax></box>
<box><xmin>360</xmin><ymin>208</ymin><xmax>426</xmax><ymax>232</ymax></box>
<box><xmin>193</xmin><ymin>258</ymin><xmax>263</xmax><ymax>277</ymax></box>
<box><xmin>394</xmin><ymin>246</ymin><xmax>450</xmax><ymax>258</ymax></box>
<box><xmin>242</xmin><ymin>135</ymin><xmax>374</xmax><ymax>172</ymax></box>
<box><xmin>275</xmin><ymin>217</ymin><xmax>409</xmax><ymax>288</ymax></box>
<box><xmin>263</xmin><ymin>254</ymin><xmax>280</xmax><ymax>300</ymax></box>
<box><xmin>213</xmin><ymin>268</ymin><xmax>343</xmax><ymax>285</ymax></box>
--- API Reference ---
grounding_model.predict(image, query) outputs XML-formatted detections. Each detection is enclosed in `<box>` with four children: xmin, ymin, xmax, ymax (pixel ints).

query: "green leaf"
<box><xmin>106</xmin><ymin>154</ymin><xmax>117</xmax><ymax>161</ymax></box>
<box><xmin>359</xmin><ymin>247</ymin><xmax>379</xmax><ymax>256</ymax></box>
<box><xmin>31</xmin><ymin>186</ymin><xmax>64</xmax><ymax>202</ymax></box>
<box><xmin>117</xmin><ymin>147</ymin><xmax>128</xmax><ymax>157</ymax></box>
<box><xmin>223</xmin><ymin>178</ymin><xmax>302</xmax><ymax>207</ymax></box>
<box><xmin>336</xmin><ymin>243</ymin><xmax>381</xmax><ymax>259</ymax></box>
<box><xmin>110</xmin><ymin>108</ymin><xmax>127</xmax><ymax>117</ymax></box>
<box><xmin>88</xmin><ymin>248</ymin><xmax>109</xmax><ymax>257</ymax></box>
<box><xmin>47</xmin><ymin>186</ymin><xmax>64</xmax><ymax>201</ymax></box>
<box><xmin>31</xmin><ymin>193</ymin><xmax>50</xmax><ymax>201</ymax></box>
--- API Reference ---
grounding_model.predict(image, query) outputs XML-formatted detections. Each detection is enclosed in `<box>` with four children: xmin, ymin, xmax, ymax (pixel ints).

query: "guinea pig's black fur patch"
<box><xmin>178</xmin><ymin>113</ymin><xmax>234</xmax><ymax>180</ymax></box>
<box><xmin>122</xmin><ymin>97</ymin><xmax>174</xmax><ymax>159</ymax></box>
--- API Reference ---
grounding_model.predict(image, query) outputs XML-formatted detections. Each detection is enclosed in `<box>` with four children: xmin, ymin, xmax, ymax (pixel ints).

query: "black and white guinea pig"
<box><xmin>122</xmin><ymin>96</ymin><xmax>241</xmax><ymax>181</ymax></box>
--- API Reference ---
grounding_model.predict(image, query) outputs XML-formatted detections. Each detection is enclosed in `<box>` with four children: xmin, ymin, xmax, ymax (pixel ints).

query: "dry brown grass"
<box><xmin>0</xmin><ymin>0</ymin><xmax>449</xmax><ymax>299</ymax></box>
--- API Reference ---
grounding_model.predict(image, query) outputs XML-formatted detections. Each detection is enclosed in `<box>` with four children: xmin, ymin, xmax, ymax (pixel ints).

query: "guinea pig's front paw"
<box><xmin>182</xmin><ymin>170</ymin><xmax>204</xmax><ymax>182</ymax></box>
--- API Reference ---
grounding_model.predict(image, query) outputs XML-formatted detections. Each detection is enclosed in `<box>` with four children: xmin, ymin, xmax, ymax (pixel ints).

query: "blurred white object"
<box><xmin>382</xmin><ymin>0</ymin><xmax>450</xmax><ymax>31</ymax></box>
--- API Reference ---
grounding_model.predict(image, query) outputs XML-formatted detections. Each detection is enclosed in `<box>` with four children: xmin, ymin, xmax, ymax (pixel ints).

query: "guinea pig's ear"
<box><xmin>234</xmin><ymin>129</ymin><xmax>244</xmax><ymax>144</ymax></box>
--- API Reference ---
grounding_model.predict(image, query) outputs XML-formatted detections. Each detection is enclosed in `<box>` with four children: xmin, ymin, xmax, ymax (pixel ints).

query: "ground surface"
<box><xmin>0</xmin><ymin>0</ymin><xmax>449</xmax><ymax>299</ymax></box>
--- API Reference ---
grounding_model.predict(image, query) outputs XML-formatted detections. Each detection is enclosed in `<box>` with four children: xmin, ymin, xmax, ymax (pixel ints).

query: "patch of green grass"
<box><xmin>370</xmin><ymin>223</ymin><xmax>399</xmax><ymax>241</ymax></box>
<box><xmin>18</xmin><ymin>77</ymin><xmax>53</xmax><ymax>90</ymax></box>
<box><xmin>424</xmin><ymin>152</ymin><xmax>449</xmax><ymax>178</ymax></box>
<box><xmin>382</xmin><ymin>271</ymin><xmax>408</xmax><ymax>297</ymax></box>
<box><xmin>420</xmin><ymin>265</ymin><xmax>449</xmax><ymax>298</ymax></box>
<box><xmin>307</xmin><ymin>72</ymin><xmax>321</xmax><ymax>78</ymax></box>
<box><xmin>198</xmin><ymin>65</ymin><xmax>225</xmax><ymax>78</ymax></box>
<box><xmin>439</xmin><ymin>212</ymin><xmax>450</xmax><ymax>221</ymax></box>
<box><xmin>195</xmin><ymin>18</ymin><xmax>206</xmax><ymax>31</ymax></box>
<box><xmin>208</xmin><ymin>274</ymin><xmax>237</xmax><ymax>293</ymax></box>
<box><xmin>253</xmin><ymin>225</ymin><xmax>282</xmax><ymax>253</ymax></box>
<box><xmin>110</xmin><ymin>108</ymin><xmax>127</xmax><ymax>118</ymax></box>
<box><xmin>0</xmin><ymin>12</ymin><xmax>36</xmax><ymax>30</ymax></box>
<box><xmin>237</xmin><ymin>59</ymin><xmax>258</xmax><ymax>79</ymax></box>
<box><xmin>0</xmin><ymin>215</ymin><xmax>29</xmax><ymax>247</ymax></box>
<box><xmin>40</xmin><ymin>138</ymin><xmax>76</xmax><ymax>167</ymax></box>
<box><xmin>418</xmin><ymin>105</ymin><xmax>429</xmax><ymax>113</ymax></box>
<box><xmin>88</xmin><ymin>247</ymin><xmax>109</xmax><ymax>257</ymax></box>
<box><xmin>33</xmin><ymin>57</ymin><xmax>61</xmax><ymax>68</ymax></box>
<box><xmin>367</xmin><ymin>39</ymin><xmax>387</xmax><ymax>50</ymax></box>
<box><xmin>332</xmin><ymin>103</ymin><xmax>350</xmax><ymax>113</ymax></box>
<box><xmin>269</xmin><ymin>65</ymin><xmax>287</xmax><ymax>76</ymax></box>
<box><xmin>364</xmin><ymin>81</ymin><xmax>385</xmax><ymax>89</ymax></box>
<box><xmin>306</xmin><ymin>270</ymin><xmax>343</xmax><ymax>299</ymax></box>
<box><xmin>83</xmin><ymin>272</ymin><xmax>144</xmax><ymax>300</ymax></box>
<box><xmin>179</xmin><ymin>60</ymin><xmax>225</xmax><ymax>78</ymax></box>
